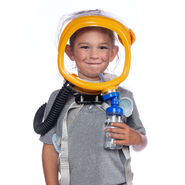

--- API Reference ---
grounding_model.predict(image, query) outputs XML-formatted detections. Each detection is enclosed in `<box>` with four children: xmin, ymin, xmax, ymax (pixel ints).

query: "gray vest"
<box><xmin>40</xmin><ymin>86</ymin><xmax>146</xmax><ymax>185</ymax></box>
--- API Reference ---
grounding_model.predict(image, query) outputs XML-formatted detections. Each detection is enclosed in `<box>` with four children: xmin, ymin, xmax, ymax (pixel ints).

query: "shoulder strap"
<box><xmin>122</xmin><ymin>147</ymin><xmax>133</xmax><ymax>185</ymax></box>
<box><xmin>58</xmin><ymin>102</ymin><xmax>83</xmax><ymax>185</ymax></box>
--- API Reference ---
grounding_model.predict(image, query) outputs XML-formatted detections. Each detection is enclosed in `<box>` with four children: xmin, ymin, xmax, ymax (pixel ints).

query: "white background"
<box><xmin>0</xmin><ymin>0</ymin><xmax>185</xmax><ymax>184</ymax></box>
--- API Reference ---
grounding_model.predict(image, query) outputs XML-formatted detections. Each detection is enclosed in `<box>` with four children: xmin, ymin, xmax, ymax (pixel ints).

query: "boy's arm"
<box><xmin>132</xmin><ymin>133</ymin><xmax>147</xmax><ymax>151</ymax></box>
<box><xmin>42</xmin><ymin>144</ymin><xmax>59</xmax><ymax>185</ymax></box>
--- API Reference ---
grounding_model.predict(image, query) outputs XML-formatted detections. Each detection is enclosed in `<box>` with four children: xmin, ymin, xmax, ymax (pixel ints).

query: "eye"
<box><xmin>80</xmin><ymin>46</ymin><xmax>89</xmax><ymax>49</ymax></box>
<box><xmin>99</xmin><ymin>46</ymin><xmax>108</xmax><ymax>50</ymax></box>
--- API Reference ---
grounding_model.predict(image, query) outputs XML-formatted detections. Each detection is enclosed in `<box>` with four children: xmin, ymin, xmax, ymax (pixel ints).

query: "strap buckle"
<box><xmin>75</xmin><ymin>94</ymin><xmax>103</xmax><ymax>104</ymax></box>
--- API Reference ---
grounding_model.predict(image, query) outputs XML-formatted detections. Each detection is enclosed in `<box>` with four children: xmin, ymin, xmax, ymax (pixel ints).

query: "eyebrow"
<box><xmin>78</xmin><ymin>42</ymin><xmax>89</xmax><ymax>45</ymax></box>
<box><xmin>78</xmin><ymin>42</ymin><xmax>110</xmax><ymax>45</ymax></box>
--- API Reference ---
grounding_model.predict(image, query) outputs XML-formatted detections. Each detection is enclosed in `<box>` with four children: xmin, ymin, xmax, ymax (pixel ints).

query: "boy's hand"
<box><xmin>106</xmin><ymin>122</ymin><xmax>142</xmax><ymax>146</ymax></box>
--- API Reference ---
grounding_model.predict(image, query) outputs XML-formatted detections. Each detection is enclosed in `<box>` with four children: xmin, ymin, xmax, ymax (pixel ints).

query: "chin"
<box><xmin>86</xmin><ymin>75</ymin><xmax>101</xmax><ymax>81</ymax></box>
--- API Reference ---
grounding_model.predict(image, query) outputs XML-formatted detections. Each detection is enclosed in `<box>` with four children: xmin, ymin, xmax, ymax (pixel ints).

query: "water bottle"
<box><xmin>102</xmin><ymin>90</ymin><xmax>124</xmax><ymax>150</ymax></box>
<box><xmin>104</xmin><ymin>114</ymin><xmax>125</xmax><ymax>150</ymax></box>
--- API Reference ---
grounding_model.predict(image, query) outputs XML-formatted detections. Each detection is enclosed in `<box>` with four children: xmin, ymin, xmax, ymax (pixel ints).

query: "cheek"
<box><xmin>74</xmin><ymin>50</ymin><xmax>87</xmax><ymax>61</ymax></box>
<box><xmin>102</xmin><ymin>51</ymin><xmax>112</xmax><ymax>61</ymax></box>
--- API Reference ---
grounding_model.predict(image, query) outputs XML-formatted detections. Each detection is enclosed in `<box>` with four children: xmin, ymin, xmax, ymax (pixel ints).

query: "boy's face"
<box><xmin>65</xmin><ymin>28</ymin><xmax>118</xmax><ymax>81</ymax></box>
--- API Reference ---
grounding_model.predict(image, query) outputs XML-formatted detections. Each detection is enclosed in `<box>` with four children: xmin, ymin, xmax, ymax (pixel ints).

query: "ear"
<box><xmin>65</xmin><ymin>45</ymin><xmax>75</xmax><ymax>61</ymax></box>
<box><xmin>110</xmin><ymin>46</ymin><xmax>119</xmax><ymax>62</ymax></box>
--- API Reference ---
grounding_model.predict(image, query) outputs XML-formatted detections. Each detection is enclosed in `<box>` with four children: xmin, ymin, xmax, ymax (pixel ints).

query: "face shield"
<box><xmin>57</xmin><ymin>10</ymin><xmax>135</xmax><ymax>94</ymax></box>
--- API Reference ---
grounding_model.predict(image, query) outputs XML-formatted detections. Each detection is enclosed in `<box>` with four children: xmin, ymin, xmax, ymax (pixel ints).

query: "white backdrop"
<box><xmin>0</xmin><ymin>0</ymin><xmax>185</xmax><ymax>184</ymax></box>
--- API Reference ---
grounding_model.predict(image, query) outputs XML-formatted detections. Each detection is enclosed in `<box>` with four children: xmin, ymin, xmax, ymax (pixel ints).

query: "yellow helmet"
<box><xmin>57</xmin><ymin>10</ymin><xmax>135</xmax><ymax>94</ymax></box>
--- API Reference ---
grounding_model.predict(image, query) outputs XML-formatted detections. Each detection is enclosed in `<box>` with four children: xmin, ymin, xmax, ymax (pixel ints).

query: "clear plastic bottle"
<box><xmin>104</xmin><ymin>115</ymin><xmax>125</xmax><ymax>150</ymax></box>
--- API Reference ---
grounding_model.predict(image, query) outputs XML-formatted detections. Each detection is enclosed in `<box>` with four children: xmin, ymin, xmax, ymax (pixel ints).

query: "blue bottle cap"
<box><xmin>106</xmin><ymin>105</ymin><xmax>123</xmax><ymax>116</ymax></box>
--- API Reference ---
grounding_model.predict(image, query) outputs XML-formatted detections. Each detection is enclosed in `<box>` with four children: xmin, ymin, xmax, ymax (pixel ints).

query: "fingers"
<box><xmin>107</xmin><ymin>127</ymin><xmax>125</xmax><ymax>134</ymax></box>
<box><xmin>107</xmin><ymin>132</ymin><xmax>129</xmax><ymax>146</ymax></box>
<box><xmin>108</xmin><ymin>132</ymin><xmax>125</xmax><ymax>139</ymax></box>
<box><xmin>108</xmin><ymin>132</ymin><xmax>130</xmax><ymax>146</ymax></box>
<box><xmin>105</xmin><ymin>122</ymin><xmax>128</xmax><ymax>134</ymax></box>
<box><xmin>105</xmin><ymin>122</ymin><xmax>130</xmax><ymax>146</ymax></box>
<box><xmin>113</xmin><ymin>140</ymin><xmax>129</xmax><ymax>146</ymax></box>
<box><xmin>110</xmin><ymin>122</ymin><xmax>128</xmax><ymax>129</ymax></box>
<box><xmin>106</xmin><ymin>123</ymin><xmax>143</xmax><ymax>146</ymax></box>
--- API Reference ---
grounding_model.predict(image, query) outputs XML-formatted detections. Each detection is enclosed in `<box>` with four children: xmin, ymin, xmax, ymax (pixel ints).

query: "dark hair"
<box><xmin>69</xmin><ymin>26</ymin><xmax>115</xmax><ymax>48</ymax></box>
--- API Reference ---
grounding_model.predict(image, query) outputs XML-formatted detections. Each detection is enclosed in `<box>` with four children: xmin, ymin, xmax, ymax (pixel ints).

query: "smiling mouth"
<box><xmin>87</xmin><ymin>63</ymin><xmax>101</xmax><ymax>65</ymax></box>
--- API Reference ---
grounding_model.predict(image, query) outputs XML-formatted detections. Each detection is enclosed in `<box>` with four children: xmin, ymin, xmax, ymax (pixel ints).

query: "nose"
<box><xmin>90</xmin><ymin>48</ymin><xmax>99</xmax><ymax>59</ymax></box>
